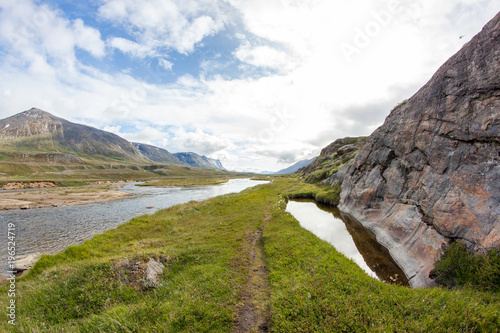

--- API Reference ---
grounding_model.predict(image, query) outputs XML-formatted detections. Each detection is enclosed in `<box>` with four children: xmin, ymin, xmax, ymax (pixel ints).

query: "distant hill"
<box><xmin>174</xmin><ymin>152</ymin><xmax>226</xmax><ymax>170</ymax></box>
<box><xmin>132</xmin><ymin>142</ymin><xmax>183</xmax><ymax>165</ymax></box>
<box><xmin>273</xmin><ymin>157</ymin><xmax>317</xmax><ymax>175</ymax></box>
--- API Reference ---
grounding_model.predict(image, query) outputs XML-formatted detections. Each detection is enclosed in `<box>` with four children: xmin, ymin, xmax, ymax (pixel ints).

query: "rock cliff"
<box><xmin>174</xmin><ymin>152</ymin><xmax>226</xmax><ymax>170</ymax></box>
<box><xmin>339</xmin><ymin>13</ymin><xmax>500</xmax><ymax>287</ymax></box>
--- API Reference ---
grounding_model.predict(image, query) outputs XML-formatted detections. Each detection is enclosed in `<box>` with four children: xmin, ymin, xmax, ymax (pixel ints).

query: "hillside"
<box><xmin>174</xmin><ymin>152</ymin><xmax>226</xmax><ymax>170</ymax></box>
<box><xmin>132</xmin><ymin>142</ymin><xmax>183</xmax><ymax>165</ymax></box>
<box><xmin>0</xmin><ymin>108</ymin><xmax>147</xmax><ymax>164</ymax></box>
<box><xmin>272</xmin><ymin>156</ymin><xmax>317</xmax><ymax>175</ymax></box>
<box><xmin>0</xmin><ymin>108</ymin><xmax>227</xmax><ymax>180</ymax></box>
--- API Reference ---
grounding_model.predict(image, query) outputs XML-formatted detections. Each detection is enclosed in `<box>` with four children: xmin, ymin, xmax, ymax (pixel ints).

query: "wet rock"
<box><xmin>339</xmin><ymin>13</ymin><xmax>500</xmax><ymax>288</ymax></box>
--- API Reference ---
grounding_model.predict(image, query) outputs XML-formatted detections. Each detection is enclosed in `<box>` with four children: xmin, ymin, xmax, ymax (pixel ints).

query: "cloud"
<box><xmin>169</xmin><ymin>127</ymin><xmax>234</xmax><ymax>155</ymax></box>
<box><xmin>158</xmin><ymin>58</ymin><xmax>174</xmax><ymax>71</ymax></box>
<box><xmin>109</xmin><ymin>37</ymin><xmax>156</xmax><ymax>58</ymax></box>
<box><xmin>0</xmin><ymin>0</ymin><xmax>105</xmax><ymax>72</ymax></box>
<box><xmin>234</xmin><ymin>42</ymin><xmax>295</xmax><ymax>72</ymax></box>
<box><xmin>98</xmin><ymin>0</ymin><xmax>228</xmax><ymax>54</ymax></box>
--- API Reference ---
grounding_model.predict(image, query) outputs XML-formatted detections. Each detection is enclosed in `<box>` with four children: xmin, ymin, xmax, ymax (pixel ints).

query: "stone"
<box><xmin>339</xmin><ymin>13</ymin><xmax>500</xmax><ymax>288</ymax></box>
<box><xmin>146</xmin><ymin>258</ymin><xmax>164</xmax><ymax>286</ymax></box>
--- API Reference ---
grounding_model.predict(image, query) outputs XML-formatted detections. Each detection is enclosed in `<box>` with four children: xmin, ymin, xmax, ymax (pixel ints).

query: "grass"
<box><xmin>285</xmin><ymin>180</ymin><xmax>342</xmax><ymax>206</ymax></box>
<box><xmin>1</xmin><ymin>177</ymin><xmax>498</xmax><ymax>332</ymax></box>
<box><xmin>0</xmin><ymin>164</ymin><xmax>253</xmax><ymax>187</ymax></box>
<box><xmin>266</xmin><ymin>186</ymin><xmax>500</xmax><ymax>332</ymax></box>
<box><xmin>138</xmin><ymin>178</ymin><xmax>230</xmax><ymax>187</ymax></box>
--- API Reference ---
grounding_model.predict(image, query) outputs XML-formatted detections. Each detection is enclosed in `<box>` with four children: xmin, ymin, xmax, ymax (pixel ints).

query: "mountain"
<box><xmin>273</xmin><ymin>157</ymin><xmax>317</xmax><ymax>175</ymax></box>
<box><xmin>173</xmin><ymin>152</ymin><xmax>226</xmax><ymax>170</ymax></box>
<box><xmin>0</xmin><ymin>108</ymin><xmax>147</xmax><ymax>164</ymax></box>
<box><xmin>337</xmin><ymin>13</ymin><xmax>500</xmax><ymax>287</ymax></box>
<box><xmin>0</xmin><ymin>108</ymin><xmax>227</xmax><ymax>175</ymax></box>
<box><xmin>132</xmin><ymin>142</ymin><xmax>183</xmax><ymax>165</ymax></box>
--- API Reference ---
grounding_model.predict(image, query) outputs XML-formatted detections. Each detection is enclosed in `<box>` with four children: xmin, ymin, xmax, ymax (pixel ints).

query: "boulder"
<box><xmin>339</xmin><ymin>13</ymin><xmax>500</xmax><ymax>287</ymax></box>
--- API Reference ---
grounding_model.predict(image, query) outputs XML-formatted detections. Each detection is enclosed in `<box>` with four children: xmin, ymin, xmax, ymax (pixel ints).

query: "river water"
<box><xmin>286</xmin><ymin>199</ymin><xmax>408</xmax><ymax>286</ymax></box>
<box><xmin>0</xmin><ymin>179</ymin><xmax>268</xmax><ymax>273</ymax></box>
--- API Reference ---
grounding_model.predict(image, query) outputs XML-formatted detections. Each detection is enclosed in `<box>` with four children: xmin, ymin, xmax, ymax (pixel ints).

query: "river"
<box><xmin>0</xmin><ymin>178</ymin><xmax>268</xmax><ymax>274</ymax></box>
<box><xmin>286</xmin><ymin>199</ymin><xmax>408</xmax><ymax>285</ymax></box>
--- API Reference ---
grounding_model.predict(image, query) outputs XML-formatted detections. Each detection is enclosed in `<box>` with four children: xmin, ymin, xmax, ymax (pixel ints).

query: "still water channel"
<box><xmin>286</xmin><ymin>199</ymin><xmax>408</xmax><ymax>286</ymax></box>
<box><xmin>0</xmin><ymin>179</ymin><xmax>268</xmax><ymax>274</ymax></box>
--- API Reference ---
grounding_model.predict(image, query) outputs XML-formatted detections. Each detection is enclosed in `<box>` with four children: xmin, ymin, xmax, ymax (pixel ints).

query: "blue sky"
<box><xmin>0</xmin><ymin>0</ymin><xmax>498</xmax><ymax>172</ymax></box>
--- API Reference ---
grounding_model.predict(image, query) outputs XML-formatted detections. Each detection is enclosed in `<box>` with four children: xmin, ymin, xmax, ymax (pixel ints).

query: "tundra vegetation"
<box><xmin>1</xmin><ymin>177</ymin><xmax>498</xmax><ymax>332</ymax></box>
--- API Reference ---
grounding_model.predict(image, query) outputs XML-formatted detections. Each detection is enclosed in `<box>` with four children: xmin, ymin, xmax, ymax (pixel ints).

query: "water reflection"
<box><xmin>286</xmin><ymin>199</ymin><xmax>408</xmax><ymax>286</ymax></box>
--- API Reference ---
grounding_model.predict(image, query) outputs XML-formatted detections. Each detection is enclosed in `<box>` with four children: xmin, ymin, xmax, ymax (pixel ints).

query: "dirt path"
<box><xmin>233</xmin><ymin>200</ymin><xmax>272</xmax><ymax>333</ymax></box>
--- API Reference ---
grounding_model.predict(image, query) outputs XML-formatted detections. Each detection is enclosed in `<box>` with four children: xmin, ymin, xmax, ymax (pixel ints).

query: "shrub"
<box><xmin>429</xmin><ymin>241</ymin><xmax>500</xmax><ymax>292</ymax></box>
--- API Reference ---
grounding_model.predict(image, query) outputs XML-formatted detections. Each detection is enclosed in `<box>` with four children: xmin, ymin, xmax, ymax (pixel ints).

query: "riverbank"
<box><xmin>0</xmin><ymin>184</ymin><xmax>131</xmax><ymax>210</ymax></box>
<box><xmin>0</xmin><ymin>177</ymin><xmax>498</xmax><ymax>332</ymax></box>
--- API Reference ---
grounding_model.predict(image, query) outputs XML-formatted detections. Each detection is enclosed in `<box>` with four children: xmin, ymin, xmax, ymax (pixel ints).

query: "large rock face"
<box><xmin>339</xmin><ymin>13</ymin><xmax>500</xmax><ymax>287</ymax></box>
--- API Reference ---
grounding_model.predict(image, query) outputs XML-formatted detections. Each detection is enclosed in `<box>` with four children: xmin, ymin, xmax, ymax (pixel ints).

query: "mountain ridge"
<box><xmin>0</xmin><ymin>108</ymin><xmax>225</xmax><ymax>171</ymax></box>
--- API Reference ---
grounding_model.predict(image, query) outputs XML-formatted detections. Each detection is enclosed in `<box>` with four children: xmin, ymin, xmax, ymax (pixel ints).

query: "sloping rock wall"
<box><xmin>339</xmin><ymin>13</ymin><xmax>500</xmax><ymax>287</ymax></box>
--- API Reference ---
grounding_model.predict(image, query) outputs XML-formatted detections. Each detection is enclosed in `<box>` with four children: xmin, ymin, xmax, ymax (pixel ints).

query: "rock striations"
<box><xmin>339</xmin><ymin>13</ymin><xmax>500</xmax><ymax>287</ymax></box>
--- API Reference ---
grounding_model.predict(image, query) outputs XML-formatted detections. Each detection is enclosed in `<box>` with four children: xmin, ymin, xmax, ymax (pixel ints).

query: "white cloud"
<box><xmin>158</xmin><ymin>58</ymin><xmax>174</xmax><ymax>71</ymax></box>
<box><xmin>73</xmin><ymin>19</ymin><xmax>106</xmax><ymax>58</ymax></box>
<box><xmin>169</xmin><ymin>127</ymin><xmax>235</xmax><ymax>155</ymax></box>
<box><xmin>0</xmin><ymin>0</ymin><xmax>105</xmax><ymax>71</ymax></box>
<box><xmin>109</xmin><ymin>37</ymin><xmax>156</xmax><ymax>58</ymax></box>
<box><xmin>234</xmin><ymin>42</ymin><xmax>296</xmax><ymax>72</ymax></box>
<box><xmin>98</xmin><ymin>0</ymin><xmax>228</xmax><ymax>54</ymax></box>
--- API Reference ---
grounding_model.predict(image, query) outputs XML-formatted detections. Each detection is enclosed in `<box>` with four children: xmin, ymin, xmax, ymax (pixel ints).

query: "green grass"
<box><xmin>265</xmin><ymin>189</ymin><xmax>500</xmax><ymax>332</ymax></box>
<box><xmin>1</xmin><ymin>177</ymin><xmax>498</xmax><ymax>332</ymax></box>
<box><xmin>0</xmin><ymin>163</ymin><xmax>253</xmax><ymax>187</ymax></box>
<box><xmin>285</xmin><ymin>180</ymin><xmax>342</xmax><ymax>206</ymax></box>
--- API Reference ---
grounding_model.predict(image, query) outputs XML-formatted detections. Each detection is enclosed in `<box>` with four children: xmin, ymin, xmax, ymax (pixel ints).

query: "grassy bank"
<box><xmin>1</xmin><ymin>177</ymin><xmax>498</xmax><ymax>332</ymax></box>
<box><xmin>138</xmin><ymin>178</ymin><xmax>231</xmax><ymax>187</ymax></box>
<box><xmin>285</xmin><ymin>180</ymin><xmax>342</xmax><ymax>206</ymax></box>
<box><xmin>0</xmin><ymin>164</ymin><xmax>253</xmax><ymax>189</ymax></box>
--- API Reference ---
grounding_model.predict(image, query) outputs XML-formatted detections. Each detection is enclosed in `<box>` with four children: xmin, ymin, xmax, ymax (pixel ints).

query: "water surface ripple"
<box><xmin>1</xmin><ymin>179</ymin><xmax>267</xmax><ymax>272</ymax></box>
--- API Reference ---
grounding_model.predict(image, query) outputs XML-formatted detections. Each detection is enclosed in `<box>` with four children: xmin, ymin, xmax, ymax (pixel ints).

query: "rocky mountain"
<box><xmin>132</xmin><ymin>142</ymin><xmax>183</xmax><ymax>165</ymax></box>
<box><xmin>337</xmin><ymin>13</ymin><xmax>500</xmax><ymax>287</ymax></box>
<box><xmin>273</xmin><ymin>157</ymin><xmax>317</xmax><ymax>175</ymax></box>
<box><xmin>173</xmin><ymin>152</ymin><xmax>226</xmax><ymax>170</ymax></box>
<box><xmin>0</xmin><ymin>108</ymin><xmax>226</xmax><ymax>172</ymax></box>
<box><xmin>0</xmin><ymin>108</ymin><xmax>148</xmax><ymax>164</ymax></box>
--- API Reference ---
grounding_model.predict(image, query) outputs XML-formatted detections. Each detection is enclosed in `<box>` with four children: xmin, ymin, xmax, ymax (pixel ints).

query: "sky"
<box><xmin>0</xmin><ymin>0</ymin><xmax>498</xmax><ymax>172</ymax></box>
